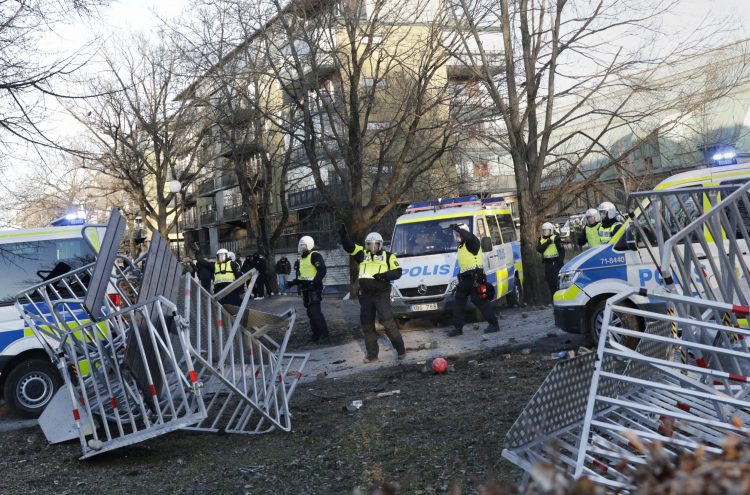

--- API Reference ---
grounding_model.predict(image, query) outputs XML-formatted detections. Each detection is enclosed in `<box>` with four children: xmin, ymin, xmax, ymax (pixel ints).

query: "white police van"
<box><xmin>553</xmin><ymin>162</ymin><xmax>750</xmax><ymax>343</ymax></box>
<box><xmin>389</xmin><ymin>196</ymin><xmax>523</xmax><ymax>320</ymax></box>
<box><xmin>0</xmin><ymin>223</ymin><xmax>104</xmax><ymax>417</ymax></box>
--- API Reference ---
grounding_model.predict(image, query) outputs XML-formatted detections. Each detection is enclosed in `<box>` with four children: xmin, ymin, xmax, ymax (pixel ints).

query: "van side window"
<box><xmin>498</xmin><ymin>215</ymin><xmax>517</xmax><ymax>242</ymax></box>
<box><xmin>476</xmin><ymin>218</ymin><xmax>488</xmax><ymax>239</ymax></box>
<box><xmin>720</xmin><ymin>179</ymin><xmax>750</xmax><ymax>238</ymax></box>
<box><xmin>0</xmin><ymin>238</ymin><xmax>95</xmax><ymax>306</ymax></box>
<box><xmin>486</xmin><ymin>215</ymin><xmax>503</xmax><ymax>244</ymax></box>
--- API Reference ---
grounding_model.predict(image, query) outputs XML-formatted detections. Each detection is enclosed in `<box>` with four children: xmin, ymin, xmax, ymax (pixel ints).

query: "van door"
<box><xmin>476</xmin><ymin>217</ymin><xmax>499</xmax><ymax>274</ymax></box>
<box><xmin>487</xmin><ymin>213</ymin><xmax>512</xmax><ymax>297</ymax></box>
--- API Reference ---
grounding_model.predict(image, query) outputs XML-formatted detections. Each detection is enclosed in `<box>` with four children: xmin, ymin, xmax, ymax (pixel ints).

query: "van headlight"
<box><xmin>447</xmin><ymin>279</ymin><xmax>458</xmax><ymax>293</ymax></box>
<box><xmin>390</xmin><ymin>285</ymin><xmax>400</xmax><ymax>298</ymax></box>
<box><xmin>558</xmin><ymin>270</ymin><xmax>581</xmax><ymax>290</ymax></box>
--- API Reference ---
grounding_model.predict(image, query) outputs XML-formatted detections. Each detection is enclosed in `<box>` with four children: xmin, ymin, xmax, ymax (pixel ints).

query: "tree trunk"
<box><xmin>518</xmin><ymin>190</ymin><xmax>548</xmax><ymax>305</ymax></box>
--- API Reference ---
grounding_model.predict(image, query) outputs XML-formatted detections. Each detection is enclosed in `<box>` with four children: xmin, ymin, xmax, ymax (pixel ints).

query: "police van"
<box><xmin>389</xmin><ymin>195</ymin><xmax>523</xmax><ymax>320</ymax></box>
<box><xmin>553</xmin><ymin>162</ymin><xmax>750</xmax><ymax>343</ymax></box>
<box><xmin>0</xmin><ymin>223</ymin><xmax>104</xmax><ymax>417</ymax></box>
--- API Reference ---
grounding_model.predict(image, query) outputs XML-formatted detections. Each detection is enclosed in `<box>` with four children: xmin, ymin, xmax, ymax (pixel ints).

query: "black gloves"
<box><xmin>338</xmin><ymin>222</ymin><xmax>349</xmax><ymax>240</ymax></box>
<box><xmin>373</xmin><ymin>273</ymin><xmax>388</xmax><ymax>282</ymax></box>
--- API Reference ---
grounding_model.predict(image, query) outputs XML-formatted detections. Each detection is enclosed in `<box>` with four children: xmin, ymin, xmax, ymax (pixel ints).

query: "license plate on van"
<box><xmin>409</xmin><ymin>303</ymin><xmax>438</xmax><ymax>312</ymax></box>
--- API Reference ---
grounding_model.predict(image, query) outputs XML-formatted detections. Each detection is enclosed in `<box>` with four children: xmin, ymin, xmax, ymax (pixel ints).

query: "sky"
<box><xmin>3</xmin><ymin>0</ymin><xmax>750</xmax><ymax>196</ymax></box>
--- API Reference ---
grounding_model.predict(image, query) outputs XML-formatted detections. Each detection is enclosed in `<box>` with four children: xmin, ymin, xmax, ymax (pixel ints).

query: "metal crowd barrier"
<box><xmin>14</xmin><ymin>208</ymin><xmax>309</xmax><ymax>459</ymax></box>
<box><xmin>504</xmin><ymin>181</ymin><xmax>750</xmax><ymax>490</ymax></box>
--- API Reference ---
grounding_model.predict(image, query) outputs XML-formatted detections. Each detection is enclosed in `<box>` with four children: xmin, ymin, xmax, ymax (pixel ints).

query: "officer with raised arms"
<box><xmin>448</xmin><ymin>223</ymin><xmax>500</xmax><ymax>337</ymax></box>
<box><xmin>338</xmin><ymin>224</ymin><xmax>406</xmax><ymax>363</ymax></box>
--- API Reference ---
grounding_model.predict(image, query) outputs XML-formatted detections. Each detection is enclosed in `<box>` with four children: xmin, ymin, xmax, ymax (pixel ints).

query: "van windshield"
<box><xmin>0</xmin><ymin>237</ymin><xmax>96</xmax><ymax>306</ymax></box>
<box><xmin>391</xmin><ymin>217</ymin><xmax>472</xmax><ymax>257</ymax></box>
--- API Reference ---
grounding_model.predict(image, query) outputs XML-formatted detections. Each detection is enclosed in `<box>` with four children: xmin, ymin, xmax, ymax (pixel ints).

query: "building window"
<box><xmin>363</xmin><ymin>77</ymin><xmax>387</xmax><ymax>88</ymax></box>
<box><xmin>361</xmin><ymin>35</ymin><xmax>383</xmax><ymax>45</ymax></box>
<box><xmin>473</xmin><ymin>161</ymin><xmax>489</xmax><ymax>178</ymax></box>
<box><xmin>366</xmin><ymin>122</ymin><xmax>388</xmax><ymax>130</ymax></box>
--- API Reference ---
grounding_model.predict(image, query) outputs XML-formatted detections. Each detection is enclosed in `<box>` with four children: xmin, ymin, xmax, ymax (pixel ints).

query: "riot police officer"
<box><xmin>286</xmin><ymin>236</ymin><xmax>330</xmax><ymax>343</ymax></box>
<box><xmin>577</xmin><ymin>208</ymin><xmax>602</xmax><ymax>248</ymax></box>
<box><xmin>338</xmin><ymin>224</ymin><xmax>405</xmax><ymax>362</ymax></box>
<box><xmin>448</xmin><ymin>223</ymin><xmax>500</xmax><ymax>337</ymax></box>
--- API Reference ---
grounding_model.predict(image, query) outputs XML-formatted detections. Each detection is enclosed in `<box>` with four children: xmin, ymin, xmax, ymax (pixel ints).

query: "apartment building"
<box><xmin>178</xmin><ymin>0</ymin><xmax>506</xmax><ymax>288</ymax></box>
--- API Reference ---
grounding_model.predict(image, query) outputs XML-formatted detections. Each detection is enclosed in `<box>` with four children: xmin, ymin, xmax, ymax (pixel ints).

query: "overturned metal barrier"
<box><xmin>180</xmin><ymin>273</ymin><xmax>309</xmax><ymax>435</ymax></box>
<box><xmin>505</xmin><ymin>182</ymin><xmax>750</xmax><ymax>489</ymax></box>
<box><xmin>15</xmin><ymin>209</ymin><xmax>308</xmax><ymax>458</ymax></box>
<box><xmin>504</xmin><ymin>289</ymin><xmax>750</xmax><ymax>490</ymax></box>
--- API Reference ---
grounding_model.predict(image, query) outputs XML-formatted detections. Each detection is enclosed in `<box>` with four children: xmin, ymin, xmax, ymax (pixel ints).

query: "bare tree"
<box><xmin>450</xmin><ymin>0</ymin><xmax>750</xmax><ymax>303</ymax></box>
<box><xmin>251</xmin><ymin>0</ymin><xmax>473</xmax><ymax>286</ymax></box>
<box><xmin>69</xmin><ymin>35</ymin><xmax>211</xmax><ymax>239</ymax></box>
<box><xmin>170</xmin><ymin>1</ymin><xmax>297</xmax><ymax>282</ymax></box>
<box><xmin>0</xmin><ymin>0</ymin><xmax>106</xmax><ymax>160</ymax></box>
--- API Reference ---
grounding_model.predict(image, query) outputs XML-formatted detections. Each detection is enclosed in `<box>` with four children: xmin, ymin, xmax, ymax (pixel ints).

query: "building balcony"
<box><xmin>221</xmin><ymin>203</ymin><xmax>247</xmax><ymax>222</ymax></box>
<box><xmin>218</xmin><ymin>238</ymin><xmax>254</xmax><ymax>256</ymax></box>
<box><xmin>197</xmin><ymin>171</ymin><xmax>238</xmax><ymax>197</ymax></box>
<box><xmin>182</xmin><ymin>210</ymin><xmax>199</xmax><ymax>230</ymax></box>
<box><xmin>199</xmin><ymin>210</ymin><xmax>218</xmax><ymax>225</ymax></box>
<box><xmin>287</xmin><ymin>184</ymin><xmax>346</xmax><ymax>210</ymax></box>
<box><xmin>219</xmin><ymin>129</ymin><xmax>263</xmax><ymax>157</ymax></box>
<box><xmin>446</xmin><ymin>51</ymin><xmax>504</xmax><ymax>78</ymax></box>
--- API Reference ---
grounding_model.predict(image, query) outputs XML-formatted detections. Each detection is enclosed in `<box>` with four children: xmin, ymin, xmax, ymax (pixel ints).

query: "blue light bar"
<box><xmin>50</xmin><ymin>210</ymin><xmax>87</xmax><ymax>226</ymax></box>
<box><xmin>481</xmin><ymin>196</ymin><xmax>505</xmax><ymax>204</ymax></box>
<box><xmin>439</xmin><ymin>195</ymin><xmax>479</xmax><ymax>206</ymax></box>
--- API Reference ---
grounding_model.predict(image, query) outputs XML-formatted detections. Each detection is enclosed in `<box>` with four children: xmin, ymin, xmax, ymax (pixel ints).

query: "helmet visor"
<box><xmin>366</xmin><ymin>241</ymin><xmax>381</xmax><ymax>253</ymax></box>
<box><xmin>217</xmin><ymin>253</ymin><xmax>227</xmax><ymax>263</ymax></box>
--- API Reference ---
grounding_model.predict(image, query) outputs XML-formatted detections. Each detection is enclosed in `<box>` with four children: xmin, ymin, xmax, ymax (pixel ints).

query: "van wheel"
<box><xmin>506</xmin><ymin>276</ymin><xmax>523</xmax><ymax>308</ymax></box>
<box><xmin>3</xmin><ymin>359</ymin><xmax>62</xmax><ymax>418</ymax></box>
<box><xmin>587</xmin><ymin>300</ymin><xmax>641</xmax><ymax>349</ymax></box>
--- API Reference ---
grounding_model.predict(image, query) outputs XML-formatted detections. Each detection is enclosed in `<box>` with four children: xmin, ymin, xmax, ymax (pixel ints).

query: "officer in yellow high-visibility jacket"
<box><xmin>536</xmin><ymin>222</ymin><xmax>566</xmax><ymax>300</ymax></box>
<box><xmin>286</xmin><ymin>236</ymin><xmax>330</xmax><ymax>343</ymax></box>
<box><xmin>338</xmin><ymin>224</ymin><xmax>405</xmax><ymax>363</ymax></box>
<box><xmin>577</xmin><ymin>208</ymin><xmax>602</xmax><ymax>249</ymax></box>
<box><xmin>597</xmin><ymin>202</ymin><xmax>622</xmax><ymax>244</ymax></box>
<box><xmin>214</xmin><ymin>248</ymin><xmax>242</xmax><ymax>306</ymax></box>
<box><xmin>448</xmin><ymin>223</ymin><xmax>500</xmax><ymax>337</ymax></box>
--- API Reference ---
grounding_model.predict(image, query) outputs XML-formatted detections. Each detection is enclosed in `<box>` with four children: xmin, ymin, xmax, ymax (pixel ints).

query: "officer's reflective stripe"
<box><xmin>541</xmin><ymin>235</ymin><xmax>559</xmax><ymax>258</ymax></box>
<box><xmin>457</xmin><ymin>243</ymin><xmax>482</xmax><ymax>272</ymax></box>
<box><xmin>214</xmin><ymin>262</ymin><xmax>236</xmax><ymax>284</ymax></box>
<box><xmin>359</xmin><ymin>251</ymin><xmax>390</xmax><ymax>279</ymax></box>
<box><xmin>299</xmin><ymin>251</ymin><xmax>318</xmax><ymax>281</ymax></box>
<box><xmin>585</xmin><ymin>225</ymin><xmax>601</xmax><ymax>247</ymax></box>
<box><xmin>598</xmin><ymin>224</ymin><xmax>621</xmax><ymax>243</ymax></box>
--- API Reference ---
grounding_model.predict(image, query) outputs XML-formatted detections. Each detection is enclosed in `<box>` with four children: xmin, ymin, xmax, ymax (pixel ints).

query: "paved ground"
<box><xmin>0</xmin><ymin>294</ymin><xmax>585</xmax><ymax>431</ymax></box>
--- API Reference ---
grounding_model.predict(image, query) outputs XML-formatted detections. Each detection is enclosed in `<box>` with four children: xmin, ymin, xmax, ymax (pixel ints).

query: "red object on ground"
<box><xmin>432</xmin><ymin>357</ymin><xmax>448</xmax><ymax>374</ymax></box>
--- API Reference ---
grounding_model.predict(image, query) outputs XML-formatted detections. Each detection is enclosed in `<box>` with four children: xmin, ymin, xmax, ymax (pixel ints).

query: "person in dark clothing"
<box><xmin>537</xmin><ymin>222</ymin><xmax>566</xmax><ymax>299</ymax></box>
<box><xmin>448</xmin><ymin>223</ymin><xmax>500</xmax><ymax>337</ymax></box>
<box><xmin>286</xmin><ymin>236</ymin><xmax>330</xmax><ymax>343</ymax></box>
<box><xmin>181</xmin><ymin>257</ymin><xmax>196</xmax><ymax>276</ymax></box>
<box><xmin>240</xmin><ymin>255</ymin><xmax>256</xmax><ymax>299</ymax></box>
<box><xmin>192</xmin><ymin>245</ymin><xmax>214</xmax><ymax>294</ymax></box>
<box><xmin>338</xmin><ymin>224</ymin><xmax>406</xmax><ymax>362</ymax></box>
<box><xmin>213</xmin><ymin>248</ymin><xmax>242</xmax><ymax>306</ymax></box>
<box><xmin>253</xmin><ymin>252</ymin><xmax>273</xmax><ymax>298</ymax></box>
<box><xmin>276</xmin><ymin>256</ymin><xmax>292</xmax><ymax>295</ymax></box>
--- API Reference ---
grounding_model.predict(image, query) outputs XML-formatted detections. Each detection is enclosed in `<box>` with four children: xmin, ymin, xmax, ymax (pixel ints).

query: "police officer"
<box><xmin>597</xmin><ymin>201</ymin><xmax>622</xmax><ymax>243</ymax></box>
<box><xmin>577</xmin><ymin>208</ymin><xmax>602</xmax><ymax>249</ymax></box>
<box><xmin>338</xmin><ymin>224</ymin><xmax>405</xmax><ymax>363</ymax></box>
<box><xmin>448</xmin><ymin>223</ymin><xmax>500</xmax><ymax>337</ymax></box>
<box><xmin>286</xmin><ymin>236</ymin><xmax>330</xmax><ymax>343</ymax></box>
<box><xmin>537</xmin><ymin>222</ymin><xmax>565</xmax><ymax>298</ymax></box>
<box><xmin>214</xmin><ymin>248</ymin><xmax>242</xmax><ymax>306</ymax></box>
